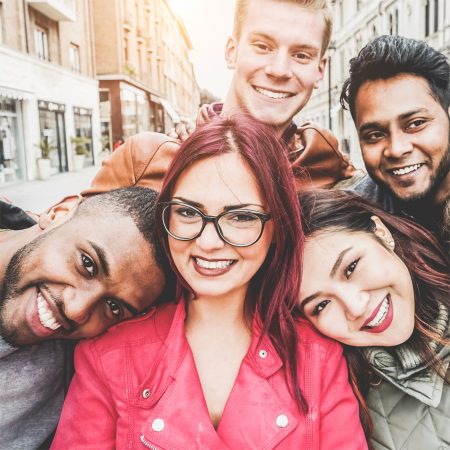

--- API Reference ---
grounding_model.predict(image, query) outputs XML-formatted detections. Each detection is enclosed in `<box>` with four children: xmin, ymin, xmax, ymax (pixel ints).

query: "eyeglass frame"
<box><xmin>160</xmin><ymin>201</ymin><xmax>272</xmax><ymax>247</ymax></box>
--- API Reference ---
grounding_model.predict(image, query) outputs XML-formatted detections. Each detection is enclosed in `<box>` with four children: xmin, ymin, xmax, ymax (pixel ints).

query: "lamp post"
<box><xmin>327</xmin><ymin>42</ymin><xmax>336</xmax><ymax>130</ymax></box>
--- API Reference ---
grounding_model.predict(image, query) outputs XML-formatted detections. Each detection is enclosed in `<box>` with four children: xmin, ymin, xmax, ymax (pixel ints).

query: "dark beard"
<box><xmin>0</xmin><ymin>231</ymin><xmax>53</xmax><ymax>345</ymax></box>
<box><xmin>392</xmin><ymin>142</ymin><xmax>450</xmax><ymax>205</ymax></box>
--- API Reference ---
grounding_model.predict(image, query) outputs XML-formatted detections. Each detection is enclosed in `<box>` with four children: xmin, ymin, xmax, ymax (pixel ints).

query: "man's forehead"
<box><xmin>355</xmin><ymin>76</ymin><xmax>443</xmax><ymax>125</ymax></box>
<box><xmin>239</xmin><ymin>0</ymin><xmax>326</xmax><ymax>37</ymax></box>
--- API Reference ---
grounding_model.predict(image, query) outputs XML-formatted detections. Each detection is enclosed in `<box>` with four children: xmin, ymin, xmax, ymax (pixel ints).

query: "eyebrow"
<box><xmin>249</xmin><ymin>32</ymin><xmax>319</xmax><ymax>53</ymax></box>
<box><xmin>172</xmin><ymin>197</ymin><xmax>264</xmax><ymax>212</ymax></box>
<box><xmin>88</xmin><ymin>241</ymin><xmax>110</xmax><ymax>278</ymax></box>
<box><xmin>358</xmin><ymin>108</ymin><xmax>430</xmax><ymax>134</ymax></box>
<box><xmin>300</xmin><ymin>247</ymin><xmax>352</xmax><ymax>311</ymax></box>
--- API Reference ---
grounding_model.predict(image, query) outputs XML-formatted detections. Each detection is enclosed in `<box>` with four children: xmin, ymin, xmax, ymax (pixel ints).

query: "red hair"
<box><xmin>156</xmin><ymin>115</ymin><xmax>306</xmax><ymax>409</ymax></box>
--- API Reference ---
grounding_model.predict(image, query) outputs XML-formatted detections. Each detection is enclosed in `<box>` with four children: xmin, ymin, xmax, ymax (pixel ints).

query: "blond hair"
<box><xmin>233</xmin><ymin>0</ymin><xmax>333</xmax><ymax>55</ymax></box>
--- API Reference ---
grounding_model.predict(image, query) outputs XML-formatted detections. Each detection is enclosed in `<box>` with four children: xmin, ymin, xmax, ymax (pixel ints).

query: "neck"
<box><xmin>185</xmin><ymin>290</ymin><xmax>248</xmax><ymax>333</ymax></box>
<box><xmin>0</xmin><ymin>226</ymin><xmax>40</xmax><ymax>288</ymax></box>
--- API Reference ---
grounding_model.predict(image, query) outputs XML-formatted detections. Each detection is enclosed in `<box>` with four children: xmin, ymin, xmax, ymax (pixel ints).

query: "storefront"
<box><xmin>0</xmin><ymin>89</ymin><xmax>27</xmax><ymax>186</ymax></box>
<box><xmin>120</xmin><ymin>83</ymin><xmax>150</xmax><ymax>138</ymax></box>
<box><xmin>38</xmin><ymin>100</ymin><xmax>68</xmax><ymax>174</ymax></box>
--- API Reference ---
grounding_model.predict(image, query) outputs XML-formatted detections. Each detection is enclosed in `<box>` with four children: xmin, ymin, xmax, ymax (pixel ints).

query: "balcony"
<box><xmin>28</xmin><ymin>0</ymin><xmax>76</xmax><ymax>22</ymax></box>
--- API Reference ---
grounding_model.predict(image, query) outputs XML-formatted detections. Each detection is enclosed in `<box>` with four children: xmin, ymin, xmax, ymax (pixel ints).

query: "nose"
<box><xmin>384</xmin><ymin>130</ymin><xmax>413</xmax><ymax>159</ymax></box>
<box><xmin>195</xmin><ymin>222</ymin><xmax>225</xmax><ymax>250</ymax></box>
<box><xmin>342</xmin><ymin>290</ymin><xmax>370</xmax><ymax>322</ymax></box>
<box><xmin>265</xmin><ymin>51</ymin><xmax>293</xmax><ymax>79</ymax></box>
<box><xmin>61</xmin><ymin>286</ymin><xmax>100</xmax><ymax>326</ymax></box>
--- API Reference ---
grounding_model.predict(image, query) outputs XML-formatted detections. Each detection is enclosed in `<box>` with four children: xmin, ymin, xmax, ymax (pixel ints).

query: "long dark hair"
<box><xmin>298</xmin><ymin>188</ymin><xmax>450</xmax><ymax>435</ymax></box>
<box><xmin>156</xmin><ymin>115</ymin><xmax>306</xmax><ymax>410</ymax></box>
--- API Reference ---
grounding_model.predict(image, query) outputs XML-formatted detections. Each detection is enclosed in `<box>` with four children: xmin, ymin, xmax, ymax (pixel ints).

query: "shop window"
<box><xmin>34</xmin><ymin>26</ymin><xmax>49</xmax><ymax>61</ymax></box>
<box><xmin>70</xmin><ymin>43</ymin><xmax>81</xmax><ymax>72</ymax></box>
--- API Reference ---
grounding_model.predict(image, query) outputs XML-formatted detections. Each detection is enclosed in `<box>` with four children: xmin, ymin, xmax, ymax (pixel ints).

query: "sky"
<box><xmin>167</xmin><ymin>0</ymin><xmax>236</xmax><ymax>101</ymax></box>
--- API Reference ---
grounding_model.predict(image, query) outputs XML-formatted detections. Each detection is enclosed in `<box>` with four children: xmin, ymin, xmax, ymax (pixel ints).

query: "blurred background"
<box><xmin>0</xmin><ymin>0</ymin><xmax>448</xmax><ymax>209</ymax></box>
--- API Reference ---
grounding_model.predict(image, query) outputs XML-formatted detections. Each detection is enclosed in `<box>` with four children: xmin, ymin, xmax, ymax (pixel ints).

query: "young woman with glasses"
<box><xmin>51</xmin><ymin>116</ymin><xmax>367</xmax><ymax>449</ymax></box>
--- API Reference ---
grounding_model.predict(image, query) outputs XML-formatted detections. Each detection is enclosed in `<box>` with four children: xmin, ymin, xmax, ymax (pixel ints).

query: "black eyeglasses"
<box><xmin>160</xmin><ymin>201</ymin><xmax>272</xmax><ymax>247</ymax></box>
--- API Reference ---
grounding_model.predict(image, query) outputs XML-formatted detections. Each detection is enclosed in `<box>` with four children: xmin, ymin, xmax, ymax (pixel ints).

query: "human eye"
<box><xmin>226</xmin><ymin>211</ymin><xmax>259</xmax><ymax>226</ymax></box>
<box><xmin>105</xmin><ymin>298</ymin><xmax>123</xmax><ymax>318</ymax></box>
<box><xmin>293</xmin><ymin>52</ymin><xmax>311</xmax><ymax>61</ymax></box>
<box><xmin>361</xmin><ymin>130</ymin><xmax>384</xmax><ymax>144</ymax></box>
<box><xmin>345</xmin><ymin>259</ymin><xmax>359</xmax><ymax>279</ymax></box>
<box><xmin>173</xmin><ymin>205</ymin><xmax>200</xmax><ymax>220</ymax></box>
<box><xmin>406</xmin><ymin>118</ymin><xmax>427</xmax><ymax>131</ymax></box>
<box><xmin>81</xmin><ymin>254</ymin><xmax>97</xmax><ymax>277</ymax></box>
<box><xmin>311</xmin><ymin>300</ymin><xmax>330</xmax><ymax>316</ymax></box>
<box><xmin>252</xmin><ymin>41</ymin><xmax>271</xmax><ymax>52</ymax></box>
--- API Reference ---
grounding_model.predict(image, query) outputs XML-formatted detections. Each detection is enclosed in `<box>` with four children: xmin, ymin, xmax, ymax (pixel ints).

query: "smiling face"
<box><xmin>355</xmin><ymin>74</ymin><xmax>450</xmax><ymax>202</ymax></box>
<box><xmin>299</xmin><ymin>225</ymin><xmax>415</xmax><ymax>347</ymax></box>
<box><xmin>167</xmin><ymin>152</ymin><xmax>273</xmax><ymax>301</ymax></box>
<box><xmin>224</xmin><ymin>0</ymin><xmax>326</xmax><ymax>131</ymax></box>
<box><xmin>0</xmin><ymin>215</ymin><xmax>163</xmax><ymax>346</ymax></box>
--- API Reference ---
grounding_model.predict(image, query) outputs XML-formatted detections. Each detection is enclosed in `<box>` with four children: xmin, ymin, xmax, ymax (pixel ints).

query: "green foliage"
<box><xmin>35</xmin><ymin>138</ymin><xmax>56</xmax><ymax>160</ymax></box>
<box><xmin>70</xmin><ymin>136</ymin><xmax>90</xmax><ymax>156</ymax></box>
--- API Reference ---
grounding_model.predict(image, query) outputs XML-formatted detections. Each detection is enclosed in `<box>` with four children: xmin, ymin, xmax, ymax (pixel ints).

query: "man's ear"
<box><xmin>38</xmin><ymin>195</ymin><xmax>83</xmax><ymax>230</ymax></box>
<box><xmin>370</xmin><ymin>215</ymin><xmax>395</xmax><ymax>251</ymax></box>
<box><xmin>314</xmin><ymin>56</ymin><xmax>327</xmax><ymax>89</ymax></box>
<box><xmin>225</xmin><ymin>36</ymin><xmax>238</xmax><ymax>69</ymax></box>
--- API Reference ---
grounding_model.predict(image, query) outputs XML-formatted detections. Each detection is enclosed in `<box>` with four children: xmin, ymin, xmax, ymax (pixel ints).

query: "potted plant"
<box><xmin>71</xmin><ymin>136</ymin><xmax>90</xmax><ymax>171</ymax></box>
<box><xmin>35</xmin><ymin>138</ymin><xmax>55</xmax><ymax>180</ymax></box>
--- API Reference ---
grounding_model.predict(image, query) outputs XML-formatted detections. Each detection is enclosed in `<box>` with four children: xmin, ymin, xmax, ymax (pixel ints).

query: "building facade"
<box><xmin>297</xmin><ymin>0</ymin><xmax>450</xmax><ymax>168</ymax></box>
<box><xmin>93</xmin><ymin>0</ymin><xmax>200</xmax><ymax>147</ymax></box>
<box><xmin>0</xmin><ymin>0</ymin><xmax>101</xmax><ymax>185</ymax></box>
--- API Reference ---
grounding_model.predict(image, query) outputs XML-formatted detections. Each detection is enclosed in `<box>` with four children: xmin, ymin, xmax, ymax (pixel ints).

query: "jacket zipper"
<box><xmin>140</xmin><ymin>435</ymin><xmax>159</xmax><ymax>450</ymax></box>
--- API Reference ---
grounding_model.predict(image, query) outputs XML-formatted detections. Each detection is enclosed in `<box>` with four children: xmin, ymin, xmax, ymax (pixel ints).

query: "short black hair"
<box><xmin>76</xmin><ymin>187</ymin><xmax>164</xmax><ymax>265</ymax></box>
<box><xmin>340</xmin><ymin>35</ymin><xmax>450</xmax><ymax>119</ymax></box>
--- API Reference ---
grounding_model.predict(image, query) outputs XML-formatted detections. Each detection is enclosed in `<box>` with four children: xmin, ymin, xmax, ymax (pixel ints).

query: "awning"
<box><xmin>159</xmin><ymin>98</ymin><xmax>181</xmax><ymax>123</ymax></box>
<box><xmin>0</xmin><ymin>85</ymin><xmax>33</xmax><ymax>100</ymax></box>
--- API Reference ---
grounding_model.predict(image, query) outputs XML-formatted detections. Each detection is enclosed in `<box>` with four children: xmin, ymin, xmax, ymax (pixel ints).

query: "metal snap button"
<box><xmin>276</xmin><ymin>414</ymin><xmax>288</xmax><ymax>428</ymax></box>
<box><xmin>142</xmin><ymin>388</ymin><xmax>151</xmax><ymax>399</ymax></box>
<box><xmin>152</xmin><ymin>418</ymin><xmax>165</xmax><ymax>432</ymax></box>
<box><xmin>259</xmin><ymin>349</ymin><xmax>268</xmax><ymax>358</ymax></box>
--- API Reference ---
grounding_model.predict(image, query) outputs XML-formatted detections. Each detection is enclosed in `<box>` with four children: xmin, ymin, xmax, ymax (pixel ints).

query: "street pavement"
<box><xmin>0</xmin><ymin>165</ymin><xmax>99</xmax><ymax>213</ymax></box>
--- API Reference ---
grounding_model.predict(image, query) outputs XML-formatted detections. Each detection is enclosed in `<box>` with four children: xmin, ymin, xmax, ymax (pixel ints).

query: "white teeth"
<box><xmin>195</xmin><ymin>258</ymin><xmax>234</xmax><ymax>269</ymax></box>
<box><xmin>366</xmin><ymin>297</ymin><xmax>389</xmax><ymax>328</ymax></box>
<box><xmin>392</xmin><ymin>164</ymin><xmax>421</xmax><ymax>175</ymax></box>
<box><xmin>254</xmin><ymin>87</ymin><xmax>291</xmax><ymax>99</ymax></box>
<box><xmin>37</xmin><ymin>292</ymin><xmax>62</xmax><ymax>331</ymax></box>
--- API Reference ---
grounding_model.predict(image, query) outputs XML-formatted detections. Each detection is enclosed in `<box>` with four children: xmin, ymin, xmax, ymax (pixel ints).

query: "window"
<box><xmin>425</xmin><ymin>0</ymin><xmax>430</xmax><ymax>36</ymax></box>
<box><xmin>395</xmin><ymin>9</ymin><xmax>399</xmax><ymax>34</ymax></box>
<box><xmin>389</xmin><ymin>13</ymin><xmax>394</xmax><ymax>35</ymax></box>
<box><xmin>434</xmin><ymin>0</ymin><xmax>439</xmax><ymax>33</ymax></box>
<box><xmin>34</xmin><ymin>26</ymin><xmax>49</xmax><ymax>60</ymax></box>
<box><xmin>69</xmin><ymin>43</ymin><xmax>80</xmax><ymax>72</ymax></box>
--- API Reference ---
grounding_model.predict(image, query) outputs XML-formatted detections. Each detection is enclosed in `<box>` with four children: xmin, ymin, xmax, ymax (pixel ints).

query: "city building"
<box><xmin>0</xmin><ymin>0</ymin><xmax>101</xmax><ymax>185</ymax></box>
<box><xmin>93</xmin><ymin>0</ymin><xmax>200</xmax><ymax>147</ymax></box>
<box><xmin>297</xmin><ymin>0</ymin><xmax>450</xmax><ymax>168</ymax></box>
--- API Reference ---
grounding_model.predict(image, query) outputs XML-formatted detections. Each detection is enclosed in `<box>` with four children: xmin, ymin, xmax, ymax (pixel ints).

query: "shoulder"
<box><xmin>295</xmin><ymin>318</ymin><xmax>342</xmax><ymax>357</ymax></box>
<box><xmin>78</xmin><ymin>301</ymin><xmax>178</xmax><ymax>356</ymax></box>
<box><xmin>113</xmin><ymin>131</ymin><xmax>180</xmax><ymax>180</ymax></box>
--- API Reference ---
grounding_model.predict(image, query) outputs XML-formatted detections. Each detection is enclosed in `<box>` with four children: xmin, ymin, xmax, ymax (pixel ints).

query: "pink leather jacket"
<box><xmin>52</xmin><ymin>300</ymin><xmax>367</xmax><ymax>450</ymax></box>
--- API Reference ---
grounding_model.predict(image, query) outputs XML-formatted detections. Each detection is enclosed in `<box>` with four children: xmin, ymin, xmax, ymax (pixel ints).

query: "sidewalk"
<box><xmin>0</xmin><ymin>165</ymin><xmax>99</xmax><ymax>213</ymax></box>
